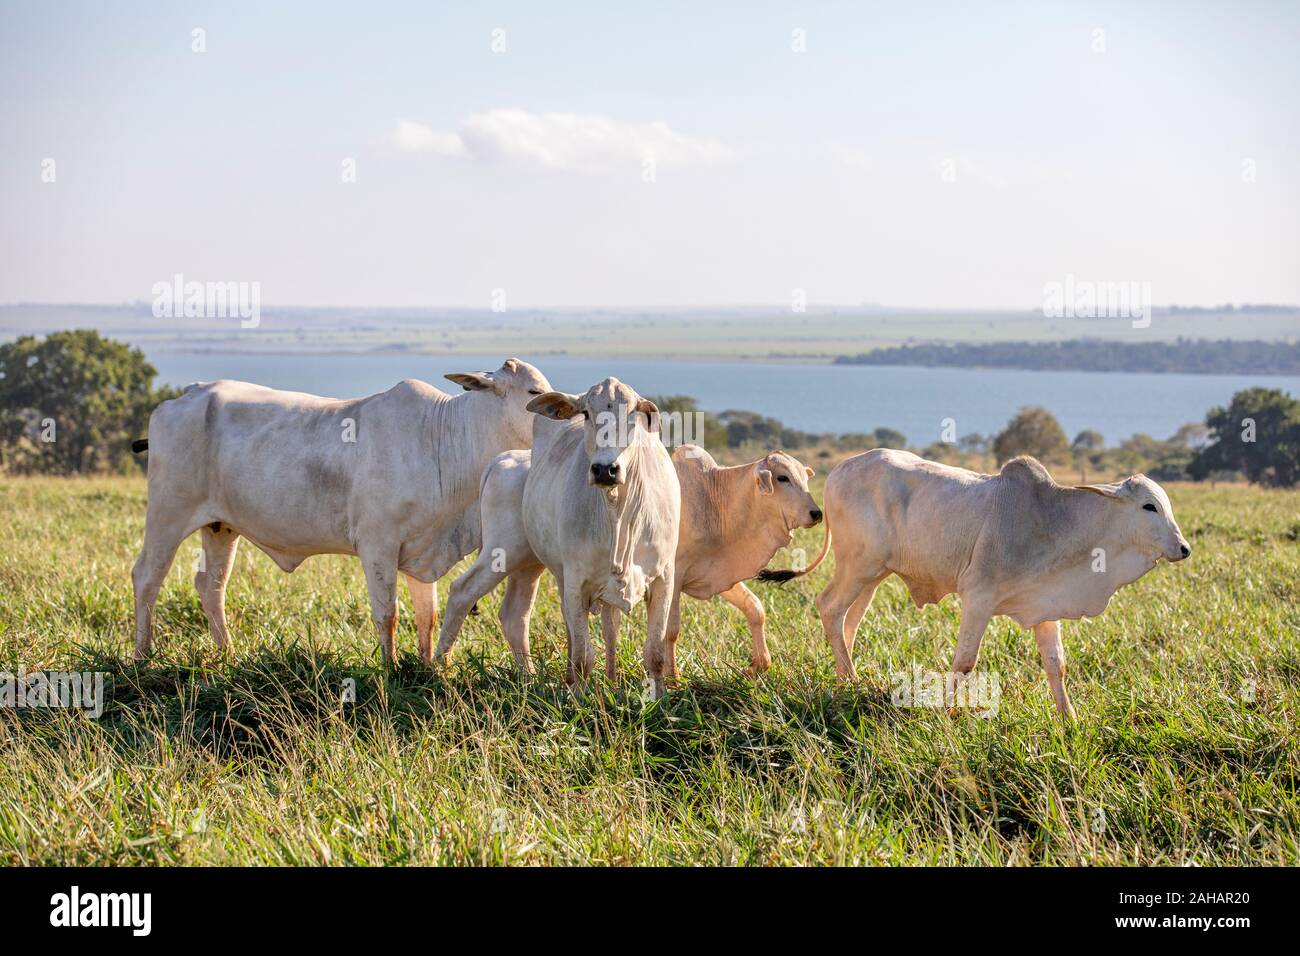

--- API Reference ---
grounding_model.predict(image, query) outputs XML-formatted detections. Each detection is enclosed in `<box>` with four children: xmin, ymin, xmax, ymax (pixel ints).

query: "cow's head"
<box><xmin>754</xmin><ymin>451</ymin><xmax>822</xmax><ymax>532</ymax></box>
<box><xmin>445</xmin><ymin>358</ymin><xmax>552</xmax><ymax>439</ymax></box>
<box><xmin>526</xmin><ymin>377</ymin><xmax>659</xmax><ymax>489</ymax></box>
<box><xmin>1077</xmin><ymin>474</ymin><xmax>1191</xmax><ymax>562</ymax></box>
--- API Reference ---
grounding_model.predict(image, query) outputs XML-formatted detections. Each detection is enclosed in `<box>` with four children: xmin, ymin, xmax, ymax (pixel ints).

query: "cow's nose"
<box><xmin>810</xmin><ymin>508</ymin><xmax>823</xmax><ymax>523</ymax></box>
<box><xmin>1179</xmin><ymin>543</ymin><xmax>1191</xmax><ymax>559</ymax></box>
<box><xmin>590</xmin><ymin>462</ymin><xmax>619</xmax><ymax>485</ymax></box>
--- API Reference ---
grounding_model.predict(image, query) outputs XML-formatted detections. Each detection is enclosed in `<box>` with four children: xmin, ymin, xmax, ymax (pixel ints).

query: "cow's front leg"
<box><xmin>600</xmin><ymin>605</ymin><xmax>622</xmax><ymax>681</ymax></box>
<box><xmin>719</xmin><ymin>582</ymin><xmax>768</xmax><ymax>676</ymax></box>
<box><xmin>948</xmin><ymin>597</ymin><xmax>992</xmax><ymax>716</ymax></box>
<box><xmin>1033</xmin><ymin>620</ymin><xmax>1075</xmax><ymax>719</ymax></box>
<box><xmin>951</xmin><ymin>598</ymin><xmax>992</xmax><ymax>675</ymax></box>
<box><xmin>643</xmin><ymin>571</ymin><xmax>672</xmax><ymax>698</ymax></box>
<box><xmin>405</xmin><ymin>574</ymin><xmax>438</xmax><ymax>663</ymax></box>
<box><xmin>560</xmin><ymin>581</ymin><xmax>595</xmax><ymax>688</ymax></box>
<box><xmin>359</xmin><ymin>547</ymin><xmax>400</xmax><ymax>664</ymax></box>
<box><xmin>661</xmin><ymin>588</ymin><xmax>684</xmax><ymax>683</ymax></box>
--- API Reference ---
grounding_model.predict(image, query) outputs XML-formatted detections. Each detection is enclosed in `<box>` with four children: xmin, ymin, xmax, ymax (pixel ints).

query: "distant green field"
<box><xmin>1</xmin><ymin>476</ymin><xmax>1297</xmax><ymax>865</ymax></box>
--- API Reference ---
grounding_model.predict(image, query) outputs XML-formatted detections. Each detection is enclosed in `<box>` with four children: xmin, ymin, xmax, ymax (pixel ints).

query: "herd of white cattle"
<box><xmin>130</xmin><ymin>357</ymin><xmax>1191</xmax><ymax>717</ymax></box>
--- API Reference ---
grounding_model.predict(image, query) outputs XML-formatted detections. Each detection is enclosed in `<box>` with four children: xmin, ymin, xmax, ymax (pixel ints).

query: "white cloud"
<box><xmin>392</xmin><ymin>119</ymin><xmax>465</xmax><ymax>156</ymax></box>
<box><xmin>392</xmin><ymin>109</ymin><xmax>733</xmax><ymax>172</ymax></box>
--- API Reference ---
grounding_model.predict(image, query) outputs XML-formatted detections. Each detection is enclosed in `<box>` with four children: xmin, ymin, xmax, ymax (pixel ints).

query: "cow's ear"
<box><xmin>527</xmin><ymin>391</ymin><xmax>583</xmax><ymax>420</ymax></box>
<box><xmin>805</xmin><ymin>466</ymin><xmax>815</xmax><ymax>478</ymax></box>
<box><xmin>1075</xmin><ymin>480</ymin><xmax>1128</xmax><ymax>499</ymax></box>
<box><xmin>755</xmin><ymin>465</ymin><xmax>775</xmax><ymax>496</ymax></box>
<box><xmin>635</xmin><ymin>398</ymin><xmax>660</xmax><ymax>433</ymax></box>
<box><xmin>445</xmin><ymin>371</ymin><xmax>494</xmax><ymax>392</ymax></box>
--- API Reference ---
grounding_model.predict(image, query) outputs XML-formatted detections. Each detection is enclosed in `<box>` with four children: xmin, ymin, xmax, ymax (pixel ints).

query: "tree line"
<box><xmin>834</xmin><ymin>338</ymin><xmax>1300</xmax><ymax>375</ymax></box>
<box><xmin>2</xmin><ymin>331</ymin><xmax>1298</xmax><ymax>487</ymax></box>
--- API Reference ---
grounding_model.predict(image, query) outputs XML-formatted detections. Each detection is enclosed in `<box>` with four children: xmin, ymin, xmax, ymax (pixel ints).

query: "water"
<box><xmin>147</xmin><ymin>350</ymin><xmax>1300</xmax><ymax>446</ymax></box>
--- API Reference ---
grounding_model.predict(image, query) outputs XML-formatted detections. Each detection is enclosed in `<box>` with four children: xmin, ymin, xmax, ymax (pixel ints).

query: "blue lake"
<box><xmin>147</xmin><ymin>350</ymin><xmax>1300</xmax><ymax>447</ymax></box>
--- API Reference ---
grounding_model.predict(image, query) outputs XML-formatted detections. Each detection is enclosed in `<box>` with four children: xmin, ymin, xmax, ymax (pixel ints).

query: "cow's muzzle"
<box><xmin>590</xmin><ymin>462</ymin><xmax>621</xmax><ymax>486</ymax></box>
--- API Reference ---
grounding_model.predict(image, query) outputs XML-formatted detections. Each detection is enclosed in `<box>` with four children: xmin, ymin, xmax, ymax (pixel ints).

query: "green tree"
<box><xmin>1070</xmin><ymin>429</ymin><xmax>1105</xmax><ymax>482</ymax></box>
<box><xmin>872</xmin><ymin>427</ymin><xmax>907</xmax><ymax>448</ymax></box>
<box><xmin>0</xmin><ymin>330</ymin><xmax>178</xmax><ymax>475</ymax></box>
<box><xmin>993</xmin><ymin>406</ymin><xmax>1069</xmax><ymax>464</ymax></box>
<box><xmin>645</xmin><ymin>394</ymin><xmax>728</xmax><ymax>450</ymax></box>
<box><xmin>1190</xmin><ymin>388</ymin><xmax>1300</xmax><ymax>487</ymax></box>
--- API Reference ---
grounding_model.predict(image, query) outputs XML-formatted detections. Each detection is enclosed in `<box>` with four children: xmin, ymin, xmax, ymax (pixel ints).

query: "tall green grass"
<box><xmin>0</xmin><ymin>477</ymin><xmax>1297</xmax><ymax>865</ymax></box>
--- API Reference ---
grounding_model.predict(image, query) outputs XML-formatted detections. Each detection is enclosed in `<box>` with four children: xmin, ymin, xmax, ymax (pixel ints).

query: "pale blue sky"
<box><xmin>1</xmin><ymin>0</ymin><xmax>1297</xmax><ymax>308</ymax></box>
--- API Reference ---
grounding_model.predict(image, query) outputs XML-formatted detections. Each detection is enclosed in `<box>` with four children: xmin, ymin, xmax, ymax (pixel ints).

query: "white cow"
<box><xmin>778</xmin><ymin>450</ymin><xmax>1191</xmax><ymax>716</ymax></box>
<box><xmin>437</xmin><ymin>444</ymin><xmax>822</xmax><ymax>680</ymax></box>
<box><xmin>607</xmin><ymin>445</ymin><xmax>823</xmax><ymax>678</ymax></box>
<box><xmin>438</xmin><ymin>377</ymin><xmax>680</xmax><ymax>690</ymax></box>
<box><xmin>130</xmin><ymin>358</ymin><xmax>552</xmax><ymax>663</ymax></box>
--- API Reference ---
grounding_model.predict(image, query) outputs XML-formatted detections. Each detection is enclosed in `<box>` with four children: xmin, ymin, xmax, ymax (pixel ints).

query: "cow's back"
<box><xmin>826</xmin><ymin>449</ymin><xmax>993</xmax><ymax>604</ymax></box>
<box><xmin>670</xmin><ymin>444</ymin><xmax>720</xmax><ymax>560</ymax></box>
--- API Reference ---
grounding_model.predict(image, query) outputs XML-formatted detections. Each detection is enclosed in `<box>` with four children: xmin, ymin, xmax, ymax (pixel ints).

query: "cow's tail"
<box><xmin>131</xmin><ymin>438</ymin><xmax>149</xmax><ymax>454</ymax></box>
<box><xmin>756</xmin><ymin>510</ymin><xmax>831</xmax><ymax>583</ymax></box>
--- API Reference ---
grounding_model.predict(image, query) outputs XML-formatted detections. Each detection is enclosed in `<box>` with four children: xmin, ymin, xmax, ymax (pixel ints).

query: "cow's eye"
<box><xmin>527</xmin><ymin>389</ymin><xmax>542</xmax><ymax>395</ymax></box>
<box><xmin>1143</xmin><ymin>503</ymin><xmax>1158</xmax><ymax>512</ymax></box>
<box><xmin>777</xmin><ymin>475</ymin><xmax>790</xmax><ymax>483</ymax></box>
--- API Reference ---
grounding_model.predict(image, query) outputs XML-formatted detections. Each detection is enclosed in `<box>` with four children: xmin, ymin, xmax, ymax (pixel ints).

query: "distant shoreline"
<box><xmin>140</xmin><ymin>345</ymin><xmax>1300</xmax><ymax>379</ymax></box>
<box><xmin>836</xmin><ymin>339</ymin><xmax>1300</xmax><ymax>376</ymax></box>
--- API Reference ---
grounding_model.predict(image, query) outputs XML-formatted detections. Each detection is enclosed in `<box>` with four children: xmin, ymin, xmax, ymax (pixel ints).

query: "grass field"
<box><xmin>1</xmin><ymin>476</ymin><xmax>1297</xmax><ymax>866</ymax></box>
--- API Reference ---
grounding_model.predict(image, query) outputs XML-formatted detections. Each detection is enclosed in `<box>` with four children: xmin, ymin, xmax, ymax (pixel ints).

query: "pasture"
<box><xmin>0</xmin><ymin>476</ymin><xmax>1297</xmax><ymax>865</ymax></box>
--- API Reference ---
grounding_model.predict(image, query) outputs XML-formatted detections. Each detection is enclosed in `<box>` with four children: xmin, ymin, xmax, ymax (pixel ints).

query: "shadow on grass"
<box><xmin>16</xmin><ymin>645</ymin><xmax>903</xmax><ymax>780</ymax></box>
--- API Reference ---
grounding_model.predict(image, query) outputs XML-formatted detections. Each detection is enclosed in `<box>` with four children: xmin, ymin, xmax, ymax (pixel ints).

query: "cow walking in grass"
<box><xmin>129</xmin><ymin>358</ymin><xmax>552</xmax><ymax>663</ymax></box>
<box><xmin>764</xmin><ymin>450</ymin><xmax>1191</xmax><ymax>717</ymax></box>
<box><xmin>438</xmin><ymin>378</ymin><xmax>680</xmax><ymax>692</ymax></box>
<box><xmin>439</xmin><ymin>443</ymin><xmax>822</xmax><ymax>680</ymax></box>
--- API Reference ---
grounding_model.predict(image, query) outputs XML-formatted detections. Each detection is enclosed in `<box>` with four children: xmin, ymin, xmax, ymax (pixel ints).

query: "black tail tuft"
<box><xmin>131</xmin><ymin>438</ymin><xmax>149</xmax><ymax>454</ymax></box>
<box><xmin>756</xmin><ymin>568</ymin><xmax>798</xmax><ymax>583</ymax></box>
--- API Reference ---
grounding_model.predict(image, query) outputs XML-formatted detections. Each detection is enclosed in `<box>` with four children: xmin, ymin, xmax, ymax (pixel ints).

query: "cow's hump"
<box><xmin>998</xmin><ymin>456</ymin><xmax>1056</xmax><ymax>488</ymax></box>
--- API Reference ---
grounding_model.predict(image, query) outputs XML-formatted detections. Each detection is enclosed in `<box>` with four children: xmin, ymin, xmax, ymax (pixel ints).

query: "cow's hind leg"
<box><xmin>359</xmin><ymin>547</ymin><xmax>401</xmax><ymax>664</ymax></box>
<box><xmin>132</xmin><ymin>511</ymin><xmax>192</xmax><ymax>660</ymax></box>
<box><xmin>816</xmin><ymin>561</ymin><xmax>883</xmax><ymax>681</ymax></box>
<box><xmin>843</xmin><ymin>578</ymin><xmax>886</xmax><ymax>650</ymax></box>
<box><xmin>600</xmin><ymin>605</ymin><xmax>622</xmax><ymax>681</ymax></box>
<box><xmin>436</xmin><ymin>552</ymin><xmax>508</xmax><ymax>663</ymax></box>
<box><xmin>196</xmin><ymin>523</ymin><xmax>241</xmax><ymax>651</ymax></box>
<box><xmin>1033</xmin><ymin>620</ymin><xmax>1075</xmax><ymax>719</ymax></box>
<box><xmin>405</xmin><ymin>575</ymin><xmax>439</xmax><ymax>663</ymax></box>
<box><xmin>499</xmin><ymin>564</ymin><xmax>544</xmax><ymax>674</ymax></box>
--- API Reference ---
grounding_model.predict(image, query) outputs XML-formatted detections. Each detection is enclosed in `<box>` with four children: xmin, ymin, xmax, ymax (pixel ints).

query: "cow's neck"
<box><xmin>699</xmin><ymin>459</ymin><xmax>790</xmax><ymax>568</ymax></box>
<box><xmin>426</xmin><ymin>391</ymin><xmax>519</xmax><ymax>500</ymax></box>
<box><xmin>606</xmin><ymin>440</ymin><xmax>655</xmax><ymax>572</ymax></box>
<box><xmin>598</xmin><ymin>438</ymin><xmax>671</xmax><ymax>610</ymax></box>
<box><xmin>1056</xmin><ymin>490</ymin><xmax>1152</xmax><ymax>584</ymax></box>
